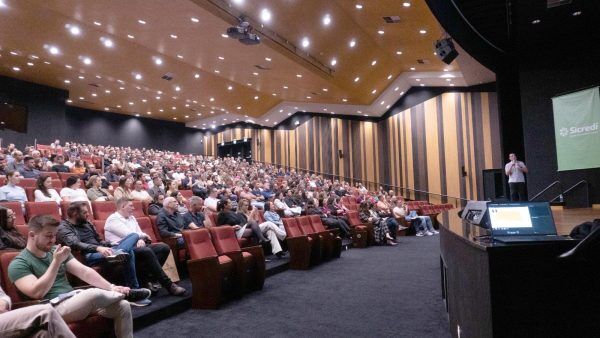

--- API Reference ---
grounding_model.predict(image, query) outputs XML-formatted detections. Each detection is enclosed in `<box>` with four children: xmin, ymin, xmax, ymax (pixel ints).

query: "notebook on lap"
<box><xmin>488</xmin><ymin>202</ymin><xmax>570</xmax><ymax>243</ymax></box>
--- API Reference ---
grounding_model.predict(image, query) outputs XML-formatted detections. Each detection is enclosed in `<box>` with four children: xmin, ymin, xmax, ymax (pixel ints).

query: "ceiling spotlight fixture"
<box><xmin>396</xmin><ymin>51</ymin><xmax>403</xmax><ymax>55</ymax></box>
<box><xmin>127</xmin><ymin>34</ymin><xmax>135</xmax><ymax>39</ymax></box>
<box><xmin>419</xmin><ymin>29</ymin><xmax>427</xmax><ymax>34</ymax></box>
<box><xmin>259</xmin><ymin>8</ymin><xmax>273</xmax><ymax>24</ymax></box>
<box><xmin>177</xmin><ymin>54</ymin><xmax>183</xmax><ymax>59</ymax></box>
<box><xmin>254</xmin><ymin>96</ymin><xmax>259</xmax><ymax>100</ymax></box>
<box><xmin>531</xmin><ymin>19</ymin><xmax>541</xmax><ymax>24</ymax></box>
<box><xmin>134</xmin><ymin>73</ymin><xmax>142</xmax><ymax>80</ymax></box>
<box><xmin>175</xmin><ymin>86</ymin><xmax>181</xmax><ymax>91</ymax></box>
<box><xmin>410</xmin><ymin>67</ymin><xmax>415</xmax><ymax>70</ymax></box>
<box><xmin>322</xmin><ymin>14</ymin><xmax>331</xmax><ymax>26</ymax></box>
<box><xmin>354</xmin><ymin>77</ymin><xmax>360</xmax><ymax>82</ymax></box>
<box><xmin>355</xmin><ymin>4</ymin><xmax>363</xmax><ymax>10</ymax></box>
<box><xmin>137</xmin><ymin>19</ymin><xmax>146</xmax><ymax>24</ymax></box>
<box><xmin>330</xmin><ymin>58</ymin><xmax>337</xmax><ymax>66</ymax></box>
<box><xmin>371</xmin><ymin>60</ymin><xmax>377</xmax><ymax>66</ymax></box>
<box><xmin>227</xmin><ymin>85</ymin><xmax>233</xmax><ymax>90</ymax></box>
<box><xmin>403</xmin><ymin>2</ymin><xmax>411</xmax><ymax>7</ymax></box>
<box><xmin>194</xmin><ymin>73</ymin><xmax>200</xmax><ymax>79</ymax></box>
<box><xmin>154</xmin><ymin>57</ymin><xmax>163</xmax><ymax>65</ymax></box>
<box><xmin>93</xmin><ymin>21</ymin><xmax>101</xmax><ymax>26</ymax></box>
<box><xmin>81</xmin><ymin>56</ymin><xmax>92</xmax><ymax>65</ymax></box>
<box><xmin>572</xmin><ymin>11</ymin><xmax>582</xmax><ymax>16</ymax></box>
<box><xmin>12</xmin><ymin>66</ymin><xmax>20</xmax><ymax>72</ymax></box>
<box><xmin>387</xmin><ymin>74</ymin><xmax>392</xmax><ymax>80</ymax></box>
<box><xmin>372</xmin><ymin>89</ymin><xmax>377</xmax><ymax>94</ymax></box>
<box><xmin>265</xmin><ymin>57</ymin><xmax>272</xmax><ymax>62</ymax></box>
<box><xmin>296</xmin><ymin>74</ymin><xmax>302</xmax><ymax>78</ymax></box>
<box><xmin>226</xmin><ymin>18</ymin><xmax>260</xmax><ymax>45</ymax></box>
<box><xmin>101</xmin><ymin>37</ymin><xmax>114</xmax><ymax>48</ymax></box>
<box><xmin>378</xmin><ymin>30</ymin><xmax>385</xmax><ymax>35</ymax></box>
<box><xmin>47</xmin><ymin>45</ymin><xmax>60</xmax><ymax>55</ymax></box>
<box><xmin>170</xmin><ymin>34</ymin><xmax>178</xmax><ymax>39</ymax></box>
<box><xmin>301</xmin><ymin>37</ymin><xmax>310</xmax><ymax>48</ymax></box>
<box><xmin>64</xmin><ymin>79</ymin><xmax>71</xmax><ymax>84</ymax></box>
<box><xmin>349</xmin><ymin>39</ymin><xmax>356</xmax><ymax>48</ymax></box>
<box><xmin>66</xmin><ymin>24</ymin><xmax>81</xmax><ymax>36</ymax></box>
<box><xmin>191</xmin><ymin>17</ymin><xmax>199</xmax><ymax>23</ymax></box>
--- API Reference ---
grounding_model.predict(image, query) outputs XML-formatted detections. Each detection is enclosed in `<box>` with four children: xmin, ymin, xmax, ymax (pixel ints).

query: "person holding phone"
<box><xmin>505</xmin><ymin>153</ymin><xmax>528</xmax><ymax>201</ymax></box>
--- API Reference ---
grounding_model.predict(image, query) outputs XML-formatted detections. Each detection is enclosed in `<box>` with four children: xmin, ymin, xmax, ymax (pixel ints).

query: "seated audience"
<box><xmin>182</xmin><ymin>196</ymin><xmax>210</xmax><ymax>229</ymax></box>
<box><xmin>203</xmin><ymin>188</ymin><xmax>220</xmax><ymax>213</ymax></box>
<box><xmin>86</xmin><ymin>175</ymin><xmax>115</xmax><ymax>201</ymax></box>
<box><xmin>0</xmin><ymin>206</ymin><xmax>27</xmax><ymax>250</ymax></box>
<box><xmin>375</xmin><ymin>194</ymin><xmax>400</xmax><ymax>242</ymax></box>
<box><xmin>19</xmin><ymin>156</ymin><xmax>40</xmax><ymax>179</ymax></box>
<box><xmin>170</xmin><ymin>191</ymin><xmax>189</xmax><ymax>214</ymax></box>
<box><xmin>50</xmin><ymin>155</ymin><xmax>70</xmax><ymax>173</ymax></box>
<box><xmin>8</xmin><ymin>215</ymin><xmax>149</xmax><ymax>338</ymax></box>
<box><xmin>0</xmin><ymin>154</ymin><xmax>7</xmax><ymax>176</ymax></box>
<box><xmin>147</xmin><ymin>193</ymin><xmax>165</xmax><ymax>216</ymax></box>
<box><xmin>60</xmin><ymin>176</ymin><xmax>89</xmax><ymax>203</ymax></box>
<box><xmin>251</xmin><ymin>201</ymin><xmax>287</xmax><ymax>258</ymax></box>
<box><xmin>6</xmin><ymin>151</ymin><xmax>24</xmax><ymax>172</ymax></box>
<box><xmin>70</xmin><ymin>159</ymin><xmax>86</xmax><ymax>175</ymax></box>
<box><xmin>56</xmin><ymin>202</ymin><xmax>149</xmax><ymax>306</ymax></box>
<box><xmin>305</xmin><ymin>200</ymin><xmax>351</xmax><ymax>239</ymax></box>
<box><xmin>0</xmin><ymin>171</ymin><xmax>28</xmax><ymax>209</ymax></box>
<box><xmin>274</xmin><ymin>191</ymin><xmax>301</xmax><ymax>217</ymax></box>
<box><xmin>0</xmin><ymin>284</ymin><xmax>76</xmax><ymax>338</ymax></box>
<box><xmin>104</xmin><ymin>199</ymin><xmax>186</xmax><ymax>296</ymax></box>
<box><xmin>131</xmin><ymin>180</ymin><xmax>152</xmax><ymax>202</ymax></box>
<box><xmin>147</xmin><ymin>175</ymin><xmax>165</xmax><ymax>198</ymax></box>
<box><xmin>156</xmin><ymin>196</ymin><xmax>196</xmax><ymax>247</ymax></box>
<box><xmin>165</xmin><ymin>180</ymin><xmax>181</xmax><ymax>198</ymax></box>
<box><xmin>216</xmin><ymin>199</ymin><xmax>268</xmax><ymax>243</ymax></box>
<box><xmin>34</xmin><ymin>175</ymin><xmax>62</xmax><ymax>205</ymax></box>
<box><xmin>359</xmin><ymin>201</ymin><xmax>397</xmax><ymax>246</ymax></box>
<box><xmin>392</xmin><ymin>200</ymin><xmax>438</xmax><ymax>236</ymax></box>
<box><xmin>113</xmin><ymin>177</ymin><xmax>133</xmax><ymax>201</ymax></box>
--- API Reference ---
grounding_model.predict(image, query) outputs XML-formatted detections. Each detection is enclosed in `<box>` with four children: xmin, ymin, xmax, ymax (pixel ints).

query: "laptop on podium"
<box><xmin>488</xmin><ymin>201</ymin><xmax>570</xmax><ymax>243</ymax></box>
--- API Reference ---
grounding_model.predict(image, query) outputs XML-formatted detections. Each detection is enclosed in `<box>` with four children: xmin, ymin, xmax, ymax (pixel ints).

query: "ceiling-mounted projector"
<box><xmin>226</xmin><ymin>19</ymin><xmax>260</xmax><ymax>45</ymax></box>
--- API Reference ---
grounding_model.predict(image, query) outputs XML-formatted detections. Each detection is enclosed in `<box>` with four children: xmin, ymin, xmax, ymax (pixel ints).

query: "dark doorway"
<box><xmin>217</xmin><ymin>138</ymin><xmax>252</xmax><ymax>162</ymax></box>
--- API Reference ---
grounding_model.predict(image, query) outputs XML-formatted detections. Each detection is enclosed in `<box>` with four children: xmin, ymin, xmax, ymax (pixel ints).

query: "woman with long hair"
<box><xmin>86</xmin><ymin>175</ymin><xmax>114</xmax><ymax>201</ymax></box>
<box><xmin>0</xmin><ymin>206</ymin><xmax>27</xmax><ymax>250</ymax></box>
<box><xmin>359</xmin><ymin>201</ymin><xmax>397</xmax><ymax>246</ymax></box>
<box><xmin>113</xmin><ymin>177</ymin><xmax>133</xmax><ymax>200</ymax></box>
<box><xmin>216</xmin><ymin>199</ymin><xmax>268</xmax><ymax>244</ymax></box>
<box><xmin>34</xmin><ymin>175</ymin><xmax>62</xmax><ymax>204</ymax></box>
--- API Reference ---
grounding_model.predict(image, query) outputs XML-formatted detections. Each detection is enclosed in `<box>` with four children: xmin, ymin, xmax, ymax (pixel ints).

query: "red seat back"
<box><xmin>142</xmin><ymin>200</ymin><xmax>151</xmax><ymax>216</ymax></box>
<box><xmin>206</xmin><ymin>212</ymin><xmax>218</xmax><ymax>227</ymax></box>
<box><xmin>24</xmin><ymin>187</ymin><xmax>36</xmax><ymax>204</ymax></box>
<box><xmin>0</xmin><ymin>202</ymin><xmax>26</xmax><ymax>225</ymax></box>
<box><xmin>0</xmin><ymin>176</ymin><xmax>5</xmax><ymax>186</ymax></box>
<box><xmin>282</xmin><ymin>218</ymin><xmax>303</xmax><ymax>238</ymax></box>
<box><xmin>183</xmin><ymin>229</ymin><xmax>218</xmax><ymax>260</ymax></box>
<box><xmin>0</xmin><ymin>251</ymin><xmax>21</xmax><ymax>301</ymax></box>
<box><xmin>308</xmin><ymin>215</ymin><xmax>327</xmax><ymax>232</ymax></box>
<box><xmin>58</xmin><ymin>172</ymin><xmax>77</xmax><ymax>182</ymax></box>
<box><xmin>131</xmin><ymin>200</ymin><xmax>145</xmax><ymax>218</ymax></box>
<box><xmin>15</xmin><ymin>224</ymin><xmax>29</xmax><ymax>237</ymax></box>
<box><xmin>92</xmin><ymin>219</ymin><xmax>106</xmax><ymax>240</ymax></box>
<box><xmin>209</xmin><ymin>226</ymin><xmax>241</xmax><ymax>255</ymax></box>
<box><xmin>40</xmin><ymin>172</ymin><xmax>59</xmax><ymax>179</ymax></box>
<box><xmin>25</xmin><ymin>201</ymin><xmax>61</xmax><ymax>221</ymax></box>
<box><xmin>257</xmin><ymin>210</ymin><xmax>266</xmax><ymax>223</ymax></box>
<box><xmin>52</xmin><ymin>179</ymin><xmax>64</xmax><ymax>188</ymax></box>
<box><xmin>296</xmin><ymin>216</ymin><xmax>315</xmax><ymax>235</ymax></box>
<box><xmin>136</xmin><ymin>217</ymin><xmax>158</xmax><ymax>242</ymax></box>
<box><xmin>347</xmin><ymin>211</ymin><xmax>363</xmax><ymax>226</ymax></box>
<box><xmin>17</xmin><ymin>178</ymin><xmax>36</xmax><ymax>189</ymax></box>
<box><xmin>92</xmin><ymin>201</ymin><xmax>116</xmax><ymax>220</ymax></box>
<box><xmin>180</xmin><ymin>190</ymin><xmax>193</xmax><ymax>199</ymax></box>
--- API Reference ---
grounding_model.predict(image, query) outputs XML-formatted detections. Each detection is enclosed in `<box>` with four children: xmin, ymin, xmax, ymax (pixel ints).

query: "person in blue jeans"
<box><xmin>56</xmin><ymin>202</ymin><xmax>150</xmax><ymax>306</ymax></box>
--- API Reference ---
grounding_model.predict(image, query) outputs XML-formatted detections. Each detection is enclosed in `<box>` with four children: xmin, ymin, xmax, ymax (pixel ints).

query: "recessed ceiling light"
<box><xmin>64</xmin><ymin>79</ymin><xmax>71</xmax><ymax>84</ymax></box>
<box><xmin>386</xmin><ymin>105</ymin><xmax>391</xmax><ymax>109</ymax></box>
<box><xmin>322</xmin><ymin>14</ymin><xmax>331</xmax><ymax>26</ymax></box>
<box><xmin>260</xmin><ymin>8</ymin><xmax>272</xmax><ymax>22</ymax></box>
<box><xmin>403</xmin><ymin>2</ymin><xmax>411</xmax><ymax>7</ymax></box>
<box><xmin>265</xmin><ymin>57</ymin><xmax>272</xmax><ymax>62</ymax></box>
<box><xmin>44</xmin><ymin>61</ymin><xmax>51</xmax><ymax>64</ymax></box>
<box><xmin>378</xmin><ymin>30</ymin><xmax>385</xmax><ymax>35</ymax></box>
<box><xmin>26</xmin><ymin>62</ymin><xmax>34</xmax><ymax>66</ymax></box>
<box><xmin>371</xmin><ymin>89</ymin><xmax>377</xmax><ymax>94</ymax></box>
<box><xmin>9</xmin><ymin>51</ymin><xmax>19</xmax><ymax>55</ymax></box>
<box><xmin>410</xmin><ymin>67</ymin><xmax>415</xmax><ymax>70</ymax></box>
<box><xmin>171</xmin><ymin>106</ymin><xmax>176</xmax><ymax>110</ymax></box>
<box><xmin>283</xmin><ymin>85</ymin><xmax>288</xmax><ymax>89</ymax></box>
<box><xmin>322</xmin><ymin>88</ymin><xmax>328</xmax><ymax>92</ymax></box>
<box><xmin>127</xmin><ymin>34</ymin><xmax>135</xmax><ymax>39</ymax></box>
<box><xmin>210</xmin><ymin>97</ymin><xmax>215</xmax><ymax>102</ymax></box>
<box><xmin>572</xmin><ymin>11</ymin><xmax>582</xmax><ymax>16</ymax></box>
<box><xmin>78</xmin><ymin>75</ymin><xmax>85</xmax><ymax>79</ymax></box>
<box><xmin>104</xmin><ymin>107</ymin><xmax>109</xmax><ymax>111</ymax></box>
<box><xmin>394</xmin><ymin>87</ymin><xmax>399</xmax><ymax>91</ymax></box>
<box><xmin>101</xmin><ymin>37</ymin><xmax>114</xmax><ymax>48</ymax></box>
<box><xmin>135</xmin><ymin>114</ymin><xmax>140</xmax><ymax>117</ymax></box>
<box><xmin>191</xmin><ymin>17</ymin><xmax>199</xmax><ymax>23</ymax></box>
<box><xmin>67</xmin><ymin>24</ymin><xmax>81</xmax><ymax>36</ymax></box>
<box><xmin>129</xmin><ymin>102</ymin><xmax>134</xmax><ymax>105</ymax></box>
<box><xmin>81</xmin><ymin>56</ymin><xmax>92</xmax><ymax>65</ymax></box>
<box><xmin>355</xmin><ymin>4</ymin><xmax>363</xmax><ymax>9</ymax></box>
<box><xmin>364</xmin><ymin>114</ymin><xmax>368</xmax><ymax>117</ymax></box>
<box><xmin>159</xmin><ymin>109</ymin><xmax>163</xmax><ymax>112</ymax></box>
<box><xmin>177</xmin><ymin>54</ymin><xmax>183</xmax><ymax>59</ymax></box>
<box><xmin>371</xmin><ymin>60</ymin><xmax>377</xmax><ymax>66</ymax></box>
<box><xmin>120</xmin><ymin>87</ymin><xmax>125</xmax><ymax>90</ymax></box>
<box><xmin>147</xmin><ymin>111</ymin><xmax>152</xmax><ymax>115</ymax></box>
<box><xmin>301</xmin><ymin>37</ymin><xmax>310</xmax><ymax>48</ymax></box>
<box><xmin>93</xmin><ymin>21</ymin><xmax>102</xmax><ymax>26</ymax></box>
<box><xmin>354</xmin><ymin>77</ymin><xmax>360</xmax><ymax>82</ymax></box>
<box><xmin>387</xmin><ymin>74</ymin><xmax>393</xmax><ymax>80</ymax></box>
<box><xmin>237</xmin><ymin>106</ymin><xmax>242</xmax><ymax>110</ymax></box>
<box><xmin>419</xmin><ymin>29</ymin><xmax>427</xmax><ymax>34</ymax></box>
<box><xmin>175</xmin><ymin>86</ymin><xmax>181</xmax><ymax>91</ymax></box>
<box><xmin>254</xmin><ymin>96</ymin><xmax>259</xmax><ymax>100</ymax></box>
<box><xmin>296</xmin><ymin>74</ymin><xmax>302</xmax><ymax>78</ymax></box>
<box><xmin>142</xmin><ymin>98</ymin><xmax>146</xmax><ymax>102</ymax></box>
<box><xmin>396</xmin><ymin>51</ymin><xmax>403</xmax><ymax>55</ymax></box>
<box><xmin>221</xmin><ymin>33</ymin><xmax>229</xmax><ymax>38</ymax></box>
<box><xmin>48</xmin><ymin>46</ymin><xmax>60</xmax><ymax>55</ymax></box>
<box><xmin>194</xmin><ymin>73</ymin><xmax>200</xmax><ymax>79</ymax></box>
<box><xmin>137</xmin><ymin>19</ymin><xmax>146</xmax><ymax>24</ymax></box>
<box><xmin>416</xmin><ymin>78</ymin><xmax>421</xmax><ymax>82</ymax></box>
<box><xmin>531</xmin><ymin>19</ymin><xmax>540</xmax><ymax>24</ymax></box>
<box><xmin>30</xmin><ymin>55</ymin><xmax>39</xmax><ymax>59</ymax></box>
<box><xmin>349</xmin><ymin>39</ymin><xmax>356</xmax><ymax>48</ymax></box>
<box><xmin>380</xmin><ymin>101</ymin><xmax>385</xmax><ymax>105</ymax></box>
<box><xmin>154</xmin><ymin>57</ymin><xmax>163</xmax><ymax>65</ymax></box>
<box><xmin>170</xmin><ymin>34</ymin><xmax>178</xmax><ymax>39</ymax></box>
<box><xmin>185</xmin><ymin>115</ymin><xmax>189</xmax><ymax>118</ymax></box>
<box><xmin>342</xmin><ymin>98</ymin><xmax>348</xmax><ymax>102</ymax></box>
<box><xmin>227</xmin><ymin>85</ymin><xmax>233</xmax><ymax>90</ymax></box>
<box><xmin>79</xmin><ymin>96</ymin><xmax>84</xmax><ymax>100</ymax></box>
<box><xmin>446</xmin><ymin>78</ymin><xmax>451</xmax><ymax>82</ymax></box>
<box><xmin>443</xmin><ymin>68</ymin><xmax>449</xmax><ymax>72</ymax></box>
<box><xmin>247</xmin><ymin>83</ymin><xmax>252</xmax><ymax>86</ymax></box>
<box><xmin>306</xmin><ymin>96</ymin><xmax>311</xmax><ymax>99</ymax></box>
<box><xmin>218</xmin><ymin>56</ymin><xmax>224</xmax><ymax>60</ymax></box>
<box><xmin>12</xmin><ymin>66</ymin><xmax>20</xmax><ymax>72</ymax></box>
<box><xmin>66</xmin><ymin>99</ymin><xmax>72</xmax><ymax>103</ymax></box>
<box><xmin>134</xmin><ymin>73</ymin><xmax>142</xmax><ymax>80</ymax></box>
<box><xmin>214</xmin><ymin>70</ymin><xmax>220</xmax><ymax>73</ymax></box>
<box><xmin>420</xmin><ymin>83</ymin><xmax>425</xmax><ymax>87</ymax></box>
<box><xmin>173</xmin><ymin>117</ymin><xmax>177</xmax><ymax>120</ymax></box>
<box><xmin>330</xmin><ymin>58</ymin><xmax>337</xmax><ymax>66</ymax></box>
<box><xmin>449</xmin><ymin>84</ymin><xmax>455</xmax><ymax>87</ymax></box>
<box><xmin>91</xmin><ymin>93</ymin><xmax>97</xmax><ymax>97</ymax></box>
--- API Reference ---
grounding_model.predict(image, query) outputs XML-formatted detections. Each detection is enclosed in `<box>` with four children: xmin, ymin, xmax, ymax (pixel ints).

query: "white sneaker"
<box><xmin>433</xmin><ymin>230</ymin><xmax>439</xmax><ymax>234</ymax></box>
<box><xmin>426</xmin><ymin>231</ymin><xmax>434</xmax><ymax>236</ymax></box>
<box><xmin>416</xmin><ymin>232</ymin><xmax>425</xmax><ymax>237</ymax></box>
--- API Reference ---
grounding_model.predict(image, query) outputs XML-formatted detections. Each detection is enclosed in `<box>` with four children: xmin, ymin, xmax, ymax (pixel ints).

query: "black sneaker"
<box><xmin>126</xmin><ymin>288</ymin><xmax>152</xmax><ymax>303</ymax></box>
<box><xmin>106</xmin><ymin>250</ymin><xmax>129</xmax><ymax>264</ymax></box>
<box><xmin>275</xmin><ymin>251</ymin><xmax>287</xmax><ymax>258</ymax></box>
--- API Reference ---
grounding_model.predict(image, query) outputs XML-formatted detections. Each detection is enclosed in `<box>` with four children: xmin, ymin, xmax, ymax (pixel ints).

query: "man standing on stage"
<box><xmin>505</xmin><ymin>153</ymin><xmax>528</xmax><ymax>201</ymax></box>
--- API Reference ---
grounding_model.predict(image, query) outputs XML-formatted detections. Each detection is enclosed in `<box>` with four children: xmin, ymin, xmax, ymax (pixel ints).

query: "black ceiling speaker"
<box><xmin>435</xmin><ymin>38</ymin><xmax>459</xmax><ymax>64</ymax></box>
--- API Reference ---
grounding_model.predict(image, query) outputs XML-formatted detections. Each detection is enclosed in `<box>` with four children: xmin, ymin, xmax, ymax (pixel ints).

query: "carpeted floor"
<box><xmin>136</xmin><ymin>235</ymin><xmax>451</xmax><ymax>338</ymax></box>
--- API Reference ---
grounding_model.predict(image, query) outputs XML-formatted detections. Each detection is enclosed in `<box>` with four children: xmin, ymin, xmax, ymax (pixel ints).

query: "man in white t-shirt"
<box><xmin>504</xmin><ymin>153</ymin><xmax>528</xmax><ymax>201</ymax></box>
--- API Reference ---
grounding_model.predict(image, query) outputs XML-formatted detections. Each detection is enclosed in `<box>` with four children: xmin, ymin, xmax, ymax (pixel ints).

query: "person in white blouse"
<box><xmin>130</xmin><ymin>180</ymin><xmax>152</xmax><ymax>203</ymax></box>
<box><xmin>60</xmin><ymin>176</ymin><xmax>90</xmax><ymax>203</ymax></box>
<box><xmin>34</xmin><ymin>175</ymin><xmax>62</xmax><ymax>205</ymax></box>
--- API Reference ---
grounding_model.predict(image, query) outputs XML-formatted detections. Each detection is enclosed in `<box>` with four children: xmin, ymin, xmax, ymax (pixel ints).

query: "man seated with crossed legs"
<box><xmin>8</xmin><ymin>215</ymin><xmax>150</xmax><ymax>338</ymax></box>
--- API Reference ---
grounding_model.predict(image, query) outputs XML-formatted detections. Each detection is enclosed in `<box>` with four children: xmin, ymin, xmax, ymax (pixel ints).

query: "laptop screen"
<box><xmin>488</xmin><ymin>202</ymin><xmax>557</xmax><ymax>236</ymax></box>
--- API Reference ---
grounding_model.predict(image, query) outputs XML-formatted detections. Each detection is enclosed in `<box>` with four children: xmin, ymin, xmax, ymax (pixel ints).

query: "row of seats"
<box><xmin>183</xmin><ymin>226</ymin><xmax>265</xmax><ymax>309</ymax></box>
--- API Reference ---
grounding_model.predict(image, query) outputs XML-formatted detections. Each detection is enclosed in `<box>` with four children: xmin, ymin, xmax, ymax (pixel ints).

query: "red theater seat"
<box><xmin>0</xmin><ymin>202</ymin><xmax>26</xmax><ymax>226</ymax></box>
<box><xmin>131</xmin><ymin>200</ymin><xmax>145</xmax><ymax>218</ymax></box>
<box><xmin>91</xmin><ymin>201</ymin><xmax>116</xmax><ymax>220</ymax></box>
<box><xmin>309</xmin><ymin>215</ymin><xmax>342</xmax><ymax>259</ymax></box>
<box><xmin>25</xmin><ymin>201</ymin><xmax>61</xmax><ymax>221</ymax></box>
<box><xmin>179</xmin><ymin>190</ymin><xmax>193</xmax><ymax>199</ymax></box>
<box><xmin>58</xmin><ymin>172</ymin><xmax>78</xmax><ymax>182</ymax></box>
<box><xmin>347</xmin><ymin>211</ymin><xmax>370</xmax><ymax>248</ymax></box>
<box><xmin>183</xmin><ymin>229</ymin><xmax>238</xmax><ymax>309</ymax></box>
<box><xmin>296</xmin><ymin>216</ymin><xmax>324</xmax><ymax>261</ymax></box>
<box><xmin>209</xmin><ymin>226</ymin><xmax>265</xmax><ymax>292</ymax></box>
<box><xmin>147</xmin><ymin>216</ymin><xmax>187</xmax><ymax>264</ymax></box>
<box><xmin>282</xmin><ymin>218</ymin><xmax>314</xmax><ymax>270</ymax></box>
<box><xmin>40</xmin><ymin>172</ymin><xmax>59</xmax><ymax>179</ymax></box>
<box><xmin>92</xmin><ymin>219</ymin><xmax>106</xmax><ymax>241</ymax></box>
<box><xmin>16</xmin><ymin>178</ymin><xmax>36</xmax><ymax>189</ymax></box>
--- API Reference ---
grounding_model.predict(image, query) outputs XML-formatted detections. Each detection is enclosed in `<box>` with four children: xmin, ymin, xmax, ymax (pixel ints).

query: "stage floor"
<box><xmin>553</xmin><ymin>207</ymin><xmax>600</xmax><ymax>235</ymax></box>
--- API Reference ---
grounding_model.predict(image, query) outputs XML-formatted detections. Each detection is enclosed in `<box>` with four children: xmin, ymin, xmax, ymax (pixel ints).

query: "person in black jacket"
<box><xmin>56</xmin><ymin>201</ymin><xmax>142</xmax><ymax>290</ymax></box>
<box><xmin>305</xmin><ymin>200</ymin><xmax>351</xmax><ymax>238</ymax></box>
<box><xmin>156</xmin><ymin>197</ymin><xmax>199</xmax><ymax>248</ymax></box>
<box><xmin>216</xmin><ymin>199</ymin><xmax>268</xmax><ymax>243</ymax></box>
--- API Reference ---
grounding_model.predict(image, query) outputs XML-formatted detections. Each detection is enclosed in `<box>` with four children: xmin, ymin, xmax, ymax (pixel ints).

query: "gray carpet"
<box><xmin>136</xmin><ymin>235</ymin><xmax>451</xmax><ymax>338</ymax></box>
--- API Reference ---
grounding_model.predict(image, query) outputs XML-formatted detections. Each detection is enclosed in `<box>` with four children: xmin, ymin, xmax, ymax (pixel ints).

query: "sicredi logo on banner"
<box><xmin>559</xmin><ymin>122</ymin><xmax>599</xmax><ymax>137</ymax></box>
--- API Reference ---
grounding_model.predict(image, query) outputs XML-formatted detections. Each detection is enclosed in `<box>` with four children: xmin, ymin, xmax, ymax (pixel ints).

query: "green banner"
<box><xmin>551</xmin><ymin>87</ymin><xmax>600</xmax><ymax>171</ymax></box>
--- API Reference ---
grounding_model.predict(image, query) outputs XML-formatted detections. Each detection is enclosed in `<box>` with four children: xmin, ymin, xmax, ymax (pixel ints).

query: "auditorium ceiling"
<box><xmin>0</xmin><ymin>0</ymin><xmax>494</xmax><ymax>128</ymax></box>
